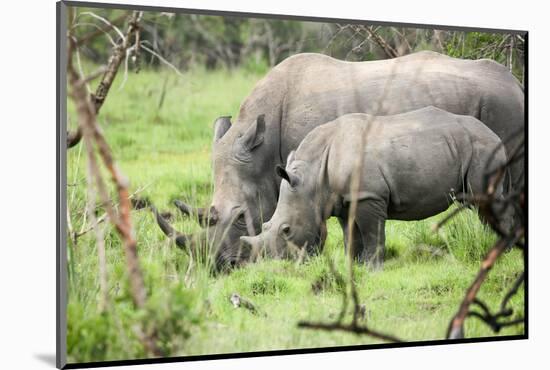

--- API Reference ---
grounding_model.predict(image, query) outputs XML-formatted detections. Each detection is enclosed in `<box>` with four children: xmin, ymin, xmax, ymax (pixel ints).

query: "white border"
<box><xmin>1</xmin><ymin>0</ymin><xmax>548</xmax><ymax>369</ymax></box>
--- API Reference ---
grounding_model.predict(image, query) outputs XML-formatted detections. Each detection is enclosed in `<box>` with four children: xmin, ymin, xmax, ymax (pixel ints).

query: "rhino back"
<box><xmin>228</xmin><ymin>51</ymin><xmax>522</xmax><ymax>178</ymax></box>
<box><xmin>320</xmin><ymin>108</ymin><xmax>502</xmax><ymax>220</ymax></box>
<box><xmin>236</xmin><ymin>52</ymin><xmax>522</xmax><ymax>162</ymax></box>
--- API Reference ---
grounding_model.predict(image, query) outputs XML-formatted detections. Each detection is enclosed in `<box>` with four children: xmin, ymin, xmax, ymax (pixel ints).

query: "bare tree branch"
<box><xmin>67</xmin><ymin>11</ymin><xmax>142</xmax><ymax>149</ymax></box>
<box><xmin>77</xmin><ymin>11</ymin><xmax>126</xmax><ymax>41</ymax></box>
<box><xmin>447</xmin><ymin>229</ymin><xmax>524</xmax><ymax>339</ymax></box>
<box><xmin>140</xmin><ymin>44</ymin><xmax>183</xmax><ymax>76</ymax></box>
<box><xmin>72</xmin><ymin>21</ymin><xmax>117</xmax><ymax>47</ymax></box>
<box><xmin>466</xmin><ymin>272</ymin><xmax>524</xmax><ymax>333</ymax></box>
<box><xmin>364</xmin><ymin>26</ymin><xmax>400</xmax><ymax>58</ymax></box>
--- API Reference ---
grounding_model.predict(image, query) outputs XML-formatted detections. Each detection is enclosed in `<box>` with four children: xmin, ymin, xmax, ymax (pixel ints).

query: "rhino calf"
<box><xmin>240</xmin><ymin>107</ymin><xmax>508</xmax><ymax>268</ymax></box>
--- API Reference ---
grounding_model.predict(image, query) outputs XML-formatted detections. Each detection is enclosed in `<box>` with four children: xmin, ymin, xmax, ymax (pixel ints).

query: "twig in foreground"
<box><xmin>446</xmin><ymin>228</ymin><xmax>524</xmax><ymax>339</ymax></box>
<box><xmin>466</xmin><ymin>272</ymin><xmax>525</xmax><ymax>333</ymax></box>
<box><xmin>298</xmin><ymin>321</ymin><xmax>402</xmax><ymax>343</ymax></box>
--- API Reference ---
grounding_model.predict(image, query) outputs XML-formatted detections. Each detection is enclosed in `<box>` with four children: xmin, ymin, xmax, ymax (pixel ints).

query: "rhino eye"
<box><xmin>279</xmin><ymin>224</ymin><xmax>292</xmax><ymax>239</ymax></box>
<box><xmin>234</xmin><ymin>213</ymin><xmax>247</xmax><ymax>229</ymax></box>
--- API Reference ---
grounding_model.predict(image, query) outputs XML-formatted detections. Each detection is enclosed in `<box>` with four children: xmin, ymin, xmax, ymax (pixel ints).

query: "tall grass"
<box><xmin>66</xmin><ymin>67</ymin><xmax>524</xmax><ymax>363</ymax></box>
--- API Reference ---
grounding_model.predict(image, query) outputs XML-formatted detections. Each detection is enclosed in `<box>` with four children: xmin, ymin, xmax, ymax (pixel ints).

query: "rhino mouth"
<box><xmin>214</xmin><ymin>252</ymin><xmax>250</xmax><ymax>272</ymax></box>
<box><xmin>300</xmin><ymin>225</ymin><xmax>327</xmax><ymax>256</ymax></box>
<box><xmin>309</xmin><ymin>232</ymin><xmax>324</xmax><ymax>254</ymax></box>
<box><xmin>153</xmin><ymin>200</ymin><xmax>323</xmax><ymax>269</ymax></box>
<box><xmin>215</xmin><ymin>257</ymin><xmax>238</xmax><ymax>272</ymax></box>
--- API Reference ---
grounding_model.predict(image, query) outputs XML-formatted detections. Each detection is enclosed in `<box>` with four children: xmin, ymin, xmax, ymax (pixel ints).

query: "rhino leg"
<box><xmin>338</xmin><ymin>215</ymin><xmax>362</xmax><ymax>256</ymax></box>
<box><xmin>465</xmin><ymin>143</ymin><xmax>518</xmax><ymax>237</ymax></box>
<box><xmin>354</xmin><ymin>200</ymin><xmax>387</xmax><ymax>270</ymax></box>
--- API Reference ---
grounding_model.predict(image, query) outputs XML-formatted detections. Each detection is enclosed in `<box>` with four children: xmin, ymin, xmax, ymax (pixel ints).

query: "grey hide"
<box><xmin>240</xmin><ymin>107</ymin><xmax>510</xmax><ymax>269</ymax></box>
<box><xmin>174</xmin><ymin>51</ymin><xmax>523</xmax><ymax>270</ymax></box>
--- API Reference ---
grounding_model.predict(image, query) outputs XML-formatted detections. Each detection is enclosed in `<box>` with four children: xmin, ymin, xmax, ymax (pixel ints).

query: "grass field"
<box><xmin>66</xmin><ymin>66</ymin><xmax>524</xmax><ymax>363</ymax></box>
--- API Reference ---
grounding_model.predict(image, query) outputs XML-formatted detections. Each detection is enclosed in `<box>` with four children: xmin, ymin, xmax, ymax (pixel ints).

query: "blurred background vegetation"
<box><xmin>73</xmin><ymin>8</ymin><xmax>525</xmax><ymax>81</ymax></box>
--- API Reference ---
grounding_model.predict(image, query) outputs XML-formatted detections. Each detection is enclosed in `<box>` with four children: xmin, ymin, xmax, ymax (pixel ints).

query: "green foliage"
<box><xmin>445</xmin><ymin>32</ymin><xmax>524</xmax><ymax>80</ymax></box>
<box><xmin>144</xmin><ymin>283</ymin><xmax>204</xmax><ymax>355</ymax></box>
<box><xmin>249</xmin><ymin>274</ymin><xmax>290</xmax><ymax>296</ymax></box>
<box><xmin>445</xmin><ymin>32</ymin><xmax>503</xmax><ymax>59</ymax></box>
<box><xmin>67</xmin><ymin>282</ymin><xmax>203</xmax><ymax>362</ymax></box>
<box><xmin>310</xmin><ymin>264</ymin><xmax>347</xmax><ymax>295</ymax></box>
<box><xmin>439</xmin><ymin>207</ymin><xmax>498</xmax><ymax>263</ymax></box>
<box><xmin>242</xmin><ymin>54</ymin><xmax>270</xmax><ymax>75</ymax></box>
<box><xmin>67</xmin><ymin>301</ymin><xmax>146</xmax><ymax>362</ymax></box>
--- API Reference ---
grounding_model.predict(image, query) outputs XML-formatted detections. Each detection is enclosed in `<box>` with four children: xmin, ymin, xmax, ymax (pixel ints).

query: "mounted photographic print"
<box><xmin>56</xmin><ymin>1</ymin><xmax>527</xmax><ymax>368</ymax></box>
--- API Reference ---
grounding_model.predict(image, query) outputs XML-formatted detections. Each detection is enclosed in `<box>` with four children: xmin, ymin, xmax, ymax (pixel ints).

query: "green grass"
<box><xmin>66</xmin><ymin>67</ymin><xmax>525</xmax><ymax>363</ymax></box>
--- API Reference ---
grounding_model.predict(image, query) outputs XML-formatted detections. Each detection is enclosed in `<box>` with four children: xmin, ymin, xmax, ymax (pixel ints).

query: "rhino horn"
<box><xmin>275</xmin><ymin>165</ymin><xmax>300</xmax><ymax>187</ymax></box>
<box><xmin>214</xmin><ymin>116</ymin><xmax>232</xmax><ymax>142</ymax></box>
<box><xmin>173</xmin><ymin>199</ymin><xmax>201</xmax><ymax>217</ymax></box>
<box><xmin>173</xmin><ymin>200</ymin><xmax>218</xmax><ymax>227</ymax></box>
<box><xmin>152</xmin><ymin>206</ymin><xmax>190</xmax><ymax>248</ymax></box>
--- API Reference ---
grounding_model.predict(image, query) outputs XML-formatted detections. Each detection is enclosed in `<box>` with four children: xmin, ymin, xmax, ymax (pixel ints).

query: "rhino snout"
<box><xmin>240</xmin><ymin>235</ymin><xmax>262</xmax><ymax>251</ymax></box>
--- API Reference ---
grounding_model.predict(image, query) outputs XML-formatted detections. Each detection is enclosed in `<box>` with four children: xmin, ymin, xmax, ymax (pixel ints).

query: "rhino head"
<box><xmin>158</xmin><ymin>114</ymin><xmax>282</xmax><ymax>271</ymax></box>
<box><xmin>240</xmin><ymin>151</ymin><xmax>328</xmax><ymax>260</ymax></box>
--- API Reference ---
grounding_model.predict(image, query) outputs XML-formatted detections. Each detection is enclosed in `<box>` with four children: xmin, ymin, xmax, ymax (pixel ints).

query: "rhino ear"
<box><xmin>286</xmin><ymin>150</ymin><xmax>296</xmax><ymax>166</ymax></box>
<box><xmin>213</xmin><ymin>116</ymin><xmax>232</xmax><ymax>143</ymax></box>
<box><xmin>242</xmin><ymin>114</ymin><xmax>266</xmax><ymax>151</ymax></box>
<box><xmin>276</xmin><ymin>165</ymin><xmax>300</xmax><ymax>187</ymax></box>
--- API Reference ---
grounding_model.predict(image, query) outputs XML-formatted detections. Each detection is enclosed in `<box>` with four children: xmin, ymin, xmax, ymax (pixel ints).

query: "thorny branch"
<box><xmin>467</xmin><ymin>272</ymin><xmax>525</xmax><ymax>332</ymax></box>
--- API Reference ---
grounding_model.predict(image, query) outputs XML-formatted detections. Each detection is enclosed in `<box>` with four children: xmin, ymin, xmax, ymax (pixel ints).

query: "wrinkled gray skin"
<box><xmin>240</xmin><ymin>107</ymin><xmax>509</xmax><ymax>268</ymax></box>
<box><xmin>172</xmin><ymin>51</ymin><xmax>523</xmax><ymax>270</ymax></box>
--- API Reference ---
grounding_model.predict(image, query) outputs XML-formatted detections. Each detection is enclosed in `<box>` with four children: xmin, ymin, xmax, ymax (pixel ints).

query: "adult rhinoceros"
<box><xmin>157</xmin><ymin>51</ymin><xmax>524</xmax><ymax>270</ymax></box>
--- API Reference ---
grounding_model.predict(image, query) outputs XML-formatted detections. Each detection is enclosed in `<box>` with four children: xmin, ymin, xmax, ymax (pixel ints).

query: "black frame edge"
<box><xmin>57</xmin><ymin>1</ymin><xmax>68</xmax><ymax>369</ymax></box>
<box><xmin>523</xmin><ymin>31</ymin><xmax>529</xmax><ymax>338</ymax></box>
<box><xmin>63</xmin><ymin>335</ymin><xmax>527</xmax><ymax>369</ymax></box>
<box><xmin>63</xmin><ymin>0</ymin><xmax>527</xmax><ymax>35</ymax></box>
